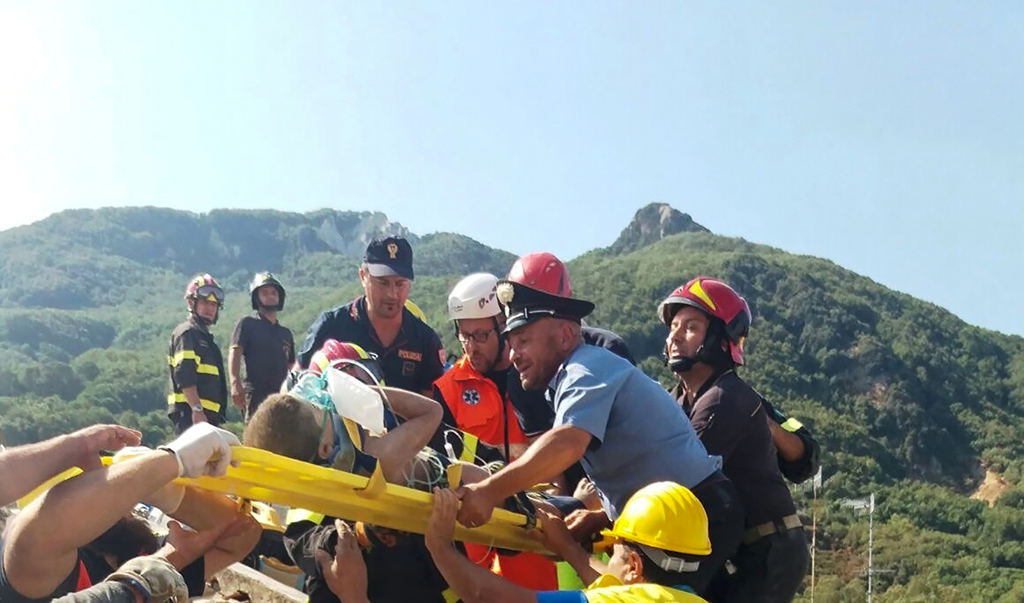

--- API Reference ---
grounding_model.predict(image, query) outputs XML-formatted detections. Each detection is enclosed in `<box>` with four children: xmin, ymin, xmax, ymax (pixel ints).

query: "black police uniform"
<box><xmin>231</xmin><ymin>313</ymin><xmax>295</xmax><ymax>419</ymax></box>
<box><xmin>167</xmin><ymin>315</ymin><xmax>227</xmax><ymax>434</ymax></box>
<box><xmin>298</xmin><ymin>296</ymin><xmax>445</xmax><ymax>394</ymax></box>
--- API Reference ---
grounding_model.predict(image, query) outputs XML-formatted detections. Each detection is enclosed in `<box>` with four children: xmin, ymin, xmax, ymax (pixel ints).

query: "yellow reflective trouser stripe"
<box><xmin>442</xmin><ymin>588</ymin><xmax>460</xmax><ymax>603</ymax></box>
<box><xmin>166</xmin><ymin>393</ymin><xmax>221</xmax><ymax>413</ymax></box>
<box><xmin>781</xmin><ymin>417</ymin><xmax>804</xmax><ymax>432</ymax></box>
<box><xmin>285</xmin><ymin>507</ymin><xmax>326</xmax><ymax>526</ymax></box>
<box><xmin>460</xmin><ymin>433</ymin><xmax>478</xmax><ymax>463</ymax></box>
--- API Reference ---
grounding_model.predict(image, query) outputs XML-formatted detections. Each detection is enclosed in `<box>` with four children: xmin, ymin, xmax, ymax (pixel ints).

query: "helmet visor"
<box><xmin>195</xmin><ymin>284</ymin><xmax>225</xmax><ymax>304</ymax></box>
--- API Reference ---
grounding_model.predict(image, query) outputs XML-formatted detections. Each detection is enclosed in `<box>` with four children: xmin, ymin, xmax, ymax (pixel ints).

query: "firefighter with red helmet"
<box><xmin>661</xmin><ymin>277</ymin><xmax>809</xmax><ymax>602</ymax></box>
<box><xmin>455</xmin><ymin>253</ymin><xmax>741</xmax><ymax>596</ymax></box>
<box><xmin>167</xmin><ymin>274</ymin><xmax>228</xmax><ymax>434</ymax></box>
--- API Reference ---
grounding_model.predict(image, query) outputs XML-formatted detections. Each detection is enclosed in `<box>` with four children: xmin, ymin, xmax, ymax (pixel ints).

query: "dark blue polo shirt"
<box><xmin>298</xmin><ymin>296</ymin><xmax>445</xmax><ymax>394</ymax></box>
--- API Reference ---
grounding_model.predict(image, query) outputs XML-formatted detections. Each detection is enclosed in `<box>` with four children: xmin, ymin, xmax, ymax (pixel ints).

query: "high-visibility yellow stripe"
<box><xmin>442</xmin><ymin>588</ymin><xmax>460</xmax><ymax>603</ymax></box>
<box><xmin>286</xmin><ymin>507</ymin><xmax>325</xmax><ymax>526</ymax></box>
<box><xmin>460</xmin><ymin>433</ymin><xmax>478</xmax><ymax>463</ymax></box>
<box><xmin>166</xmin><ymin>393</ymin><xmax>221</xmax><ymax>413</ymax></box>
<box><xmin>168</xmin><ymin>350</ymin><xmax>199</xmax><ymax>366</ymax></box>
<box><xmin>781</xmin><ymin>417</ymin><xmax>804</xmax><ymax>432</ymax></box>
<box><xmin>170</xmin><ymin>351</ymin><xmax>219</xmax><ymax>376</ymax></box>
<box><xmin>196</xmin><ymin>363</ymin><xmax>220</xmax><ymax>376</ymax></box>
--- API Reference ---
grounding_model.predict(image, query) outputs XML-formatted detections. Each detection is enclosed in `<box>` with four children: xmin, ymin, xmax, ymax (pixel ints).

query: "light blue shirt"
<box><xmin>549</xmin><ymin>344</ymin><xmax>722</xmax><ymax>519</ymax></box>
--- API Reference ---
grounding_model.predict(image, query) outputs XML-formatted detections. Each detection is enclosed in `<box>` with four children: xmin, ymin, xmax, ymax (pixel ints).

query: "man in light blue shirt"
<box><xmin>549</xmin><ymin>343</ymin><xmax>720</xmax><ymax>518</ymax></box>
<box><xmin>454</xmin><ymin>253</ymin><xmax>744</xmax><ymax>596</ymax></box>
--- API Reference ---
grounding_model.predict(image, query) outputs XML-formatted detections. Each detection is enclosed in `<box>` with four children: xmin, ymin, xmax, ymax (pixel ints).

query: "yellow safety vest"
<box><xmin>583</xmin><ymin>575</ymin><xmax>705</xmax><ymax>603</ymax></box>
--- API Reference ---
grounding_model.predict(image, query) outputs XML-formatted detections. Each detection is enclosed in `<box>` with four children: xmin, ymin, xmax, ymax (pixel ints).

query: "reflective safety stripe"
<box><xmin>196</xmin><ymin>363</ymin><xmax>220</xmax><ymax>376</ymax></box>
<box><xmin>285</xmin><ymin>507</ymin><xmax>326</xmax><ymax>526</ymax></box>
<box><xmin>461</xmin><ymin>433</ymin><xmax>478</xmax><ymax>463</ymax></box>
<box><xmin>166</xmin><ymin>393</ymin><xmax>222</xmax><ymax>413</ymax></box>
<box><xmin>781</xmin><ymin>417</ymin><xmax>804</xmax><ymax>432</ymax></box>
<box><xmin>169</xmin><ymin>350</ymin><xmax>199</xmax><ymax>366</ymax></box>
<box><xmin>442</xmin><ymin>588</ymin><xmax>461</xmax><ymax>603</ymax></box>
<box><xmin>169</xmin><ymin>351</ymin><xmax>220</xmax><ymax>376</ymax></box>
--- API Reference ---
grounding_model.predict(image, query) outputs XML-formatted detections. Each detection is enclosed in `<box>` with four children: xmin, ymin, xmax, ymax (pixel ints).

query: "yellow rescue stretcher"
<box><xmin>178</xmin><ymin>446</ymin><xmax>548</xmax><ymax>554</ymax></box>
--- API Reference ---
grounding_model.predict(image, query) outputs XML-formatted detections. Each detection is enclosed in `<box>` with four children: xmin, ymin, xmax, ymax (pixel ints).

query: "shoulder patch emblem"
<box><xmin>462</xmin><ymin>389</ymin><xmax>481</xmax><ymax>406</ymax></box>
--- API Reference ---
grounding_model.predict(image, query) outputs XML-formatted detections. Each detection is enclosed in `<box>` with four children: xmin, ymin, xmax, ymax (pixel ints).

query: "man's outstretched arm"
<box><xmin>426</xmin><ymin>489</ymin><xmax>538</xmax><ymax>603</ymax></box>
<box><xmin>3</xmin><ymin>424</ymin><xmax>238</xmax><ymax>600</ymax></box>
<box><xmin>0</xmin><ymin>424</ymin><xmax>141</xmax><ymax>506</ymax></box>
<box><xmin>456</xmin><ymin>424</ymin><xmax>591</xmax><ymax>528</ymax></box>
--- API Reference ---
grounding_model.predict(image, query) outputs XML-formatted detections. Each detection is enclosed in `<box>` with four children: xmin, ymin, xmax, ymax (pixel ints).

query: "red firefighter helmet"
<box><xmin>659</xmin><ymin>277</ymin><xmax>751</xmax><ymax>365</ymax></box>
<box><xmin>184</xmin><ymin>273</ymin><xmax>224</xmax><ymax>306</ymax></box>
<box><xmin>309</xmin><ymin>340</ymin><xmax>384</xmax><ymax>385</ymax></box>
<box><xmin>498</xmin><ymin>252</ymin><xmax>594</xmax><ymax>333</ymax></box>
<box><xmin>506</xmin><ymin>252</ymin><xmax>575</xmax><ymax>298</ymax></box>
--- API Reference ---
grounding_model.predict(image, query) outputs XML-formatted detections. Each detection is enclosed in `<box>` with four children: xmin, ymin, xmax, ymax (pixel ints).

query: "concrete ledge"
<box><xmin>202</xmin><ymin>562</ymin><xmax>305</xmax><ymax>602</ymax></box>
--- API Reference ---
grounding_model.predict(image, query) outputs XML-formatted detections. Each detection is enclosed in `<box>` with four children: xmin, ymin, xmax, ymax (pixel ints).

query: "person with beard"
<box><xmin>0</xmin><ymin>423</ymin><xmax>260</xmax><ymax>602</ymax></box>
<box><xmin>297</xmin><ymin>236</ymin><xmax>445</xmax><ymax>398</ymax></box>
<box><xmin>660</xmin><ymin>277</ymin><xmax>808</xmax><ymax>602</ymax></box>
<box><xmin>229</xmin><ymin>272</ymin><xmax>295</xmax><ymax>421</ymax></box>
<box><xmin>168</xmin><ymin>274</ymin><xmax>229</xmax><ymax>435</ymax></box>
<box><xmin>432</xmin><ymin>273</ymin><xmax>558</xmax><ymax>591</ymax></box>
<box><xmin>454</xmin><ymin>260</ymin><xmax>743</xmax><ymax>597</ymax></box>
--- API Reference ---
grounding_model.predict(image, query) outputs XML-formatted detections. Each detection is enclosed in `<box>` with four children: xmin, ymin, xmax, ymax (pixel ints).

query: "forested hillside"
<box><xmin>2</xmin><ymin>203</ymin><xmax>1023</xmax><ymax>600</ymax></box>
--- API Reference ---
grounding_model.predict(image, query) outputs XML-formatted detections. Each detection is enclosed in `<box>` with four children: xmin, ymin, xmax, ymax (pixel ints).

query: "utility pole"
<box><xmin>867</xmin><ymin>493</ymin><xmax>875</xmax><ymax>603</ymax></box>
<box><xmin>811</xmin><ymin>469</ymin><xmax>819</xmax><ymax>603</ymax></box>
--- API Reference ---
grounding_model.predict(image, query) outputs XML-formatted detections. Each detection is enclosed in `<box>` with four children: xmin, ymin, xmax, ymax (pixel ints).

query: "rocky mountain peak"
<box><xmin>608</xmin><ymin>203</ymin><xmax>710</xmax><ymax>255</ymax></box>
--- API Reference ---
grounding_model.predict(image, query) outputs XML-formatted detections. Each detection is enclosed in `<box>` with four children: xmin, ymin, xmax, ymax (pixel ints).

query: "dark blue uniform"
<box><xmin>231</xmin><ymin>313</ymin><xmax>295</xmax><ymax>418</ymax></box>
<box><xmin>298</xmin><ymin>296</ymin><xmax>445</xmax><ymax>394</ymax></box>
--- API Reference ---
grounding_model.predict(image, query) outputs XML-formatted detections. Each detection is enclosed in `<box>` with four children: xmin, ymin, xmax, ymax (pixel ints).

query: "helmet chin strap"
<box><xmin>189</xmin><ymin>302</ymin><xmax>218</xmax><ymax>326</ymax></box>
<box><xmin>664</xmin><ymin>347</ymin><xmax>704</xmax><ymax>374</ymax></box>
<box><xmin>665</xmin><ymin>323</ymin><xmax>724</xmax><ymax>375</ymax></box>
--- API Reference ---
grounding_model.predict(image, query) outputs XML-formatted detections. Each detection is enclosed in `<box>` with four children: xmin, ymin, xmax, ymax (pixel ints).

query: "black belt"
<box><xmin>743</xmin><ymin>514</ymin><xmax>802</xmax><ymax>545</ymax></box>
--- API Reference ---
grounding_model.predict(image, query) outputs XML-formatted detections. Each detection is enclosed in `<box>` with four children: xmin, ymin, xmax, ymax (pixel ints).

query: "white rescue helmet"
<box><xmin>448</xmin><ymin>273</ymin><xmax>501</xmax><ymax>321</ymax></box>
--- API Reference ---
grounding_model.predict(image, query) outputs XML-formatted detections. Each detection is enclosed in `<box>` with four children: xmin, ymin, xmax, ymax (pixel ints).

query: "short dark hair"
<box><xmin>243</xmin><ymin>394</ymin><xmax>321</xmax><ymax>462</ymax></box>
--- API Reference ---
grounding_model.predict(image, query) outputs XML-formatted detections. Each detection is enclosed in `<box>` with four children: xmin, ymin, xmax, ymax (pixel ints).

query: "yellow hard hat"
<box><xmin>600</xmin><ymin>482</ymin><xmax>711</xmax><ymax>557</ymax></box>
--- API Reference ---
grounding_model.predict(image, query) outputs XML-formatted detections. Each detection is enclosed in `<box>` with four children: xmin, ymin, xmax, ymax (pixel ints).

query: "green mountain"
<box><xmin>2</xmin><ymin>203</ymin><xmax>1024</xmax><ymax>600</ymax></box>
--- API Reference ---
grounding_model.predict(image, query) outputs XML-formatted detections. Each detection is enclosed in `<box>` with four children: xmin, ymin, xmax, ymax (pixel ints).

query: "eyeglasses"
<box><xmin>458</xmin><ymin>329</ymin><xmax>495</xmax><ymax>344</ymax></box>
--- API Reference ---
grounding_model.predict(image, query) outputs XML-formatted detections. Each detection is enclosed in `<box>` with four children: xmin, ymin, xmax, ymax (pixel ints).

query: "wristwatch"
<box><xmin>192</xmin><ymin>405</ymin><xmax>204</xmax><ymax>413</ymax></box>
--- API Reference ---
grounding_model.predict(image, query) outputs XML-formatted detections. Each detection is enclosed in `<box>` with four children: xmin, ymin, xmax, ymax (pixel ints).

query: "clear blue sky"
<box><xmin>1</xmin><ymin>2</ymin><xmax>1022</xmax><ymax>336</ymax></box>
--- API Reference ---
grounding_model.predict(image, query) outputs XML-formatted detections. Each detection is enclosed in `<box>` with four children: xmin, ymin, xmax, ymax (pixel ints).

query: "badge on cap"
<box><xmin>496</xmin><ymin>282</ymin><xmax>514</xmax><ymax>305</ymax></box>
<box><xmin>387</xmin><ymin>243</ymin><xmax>399</xmax><ymax>259</ymax></box>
